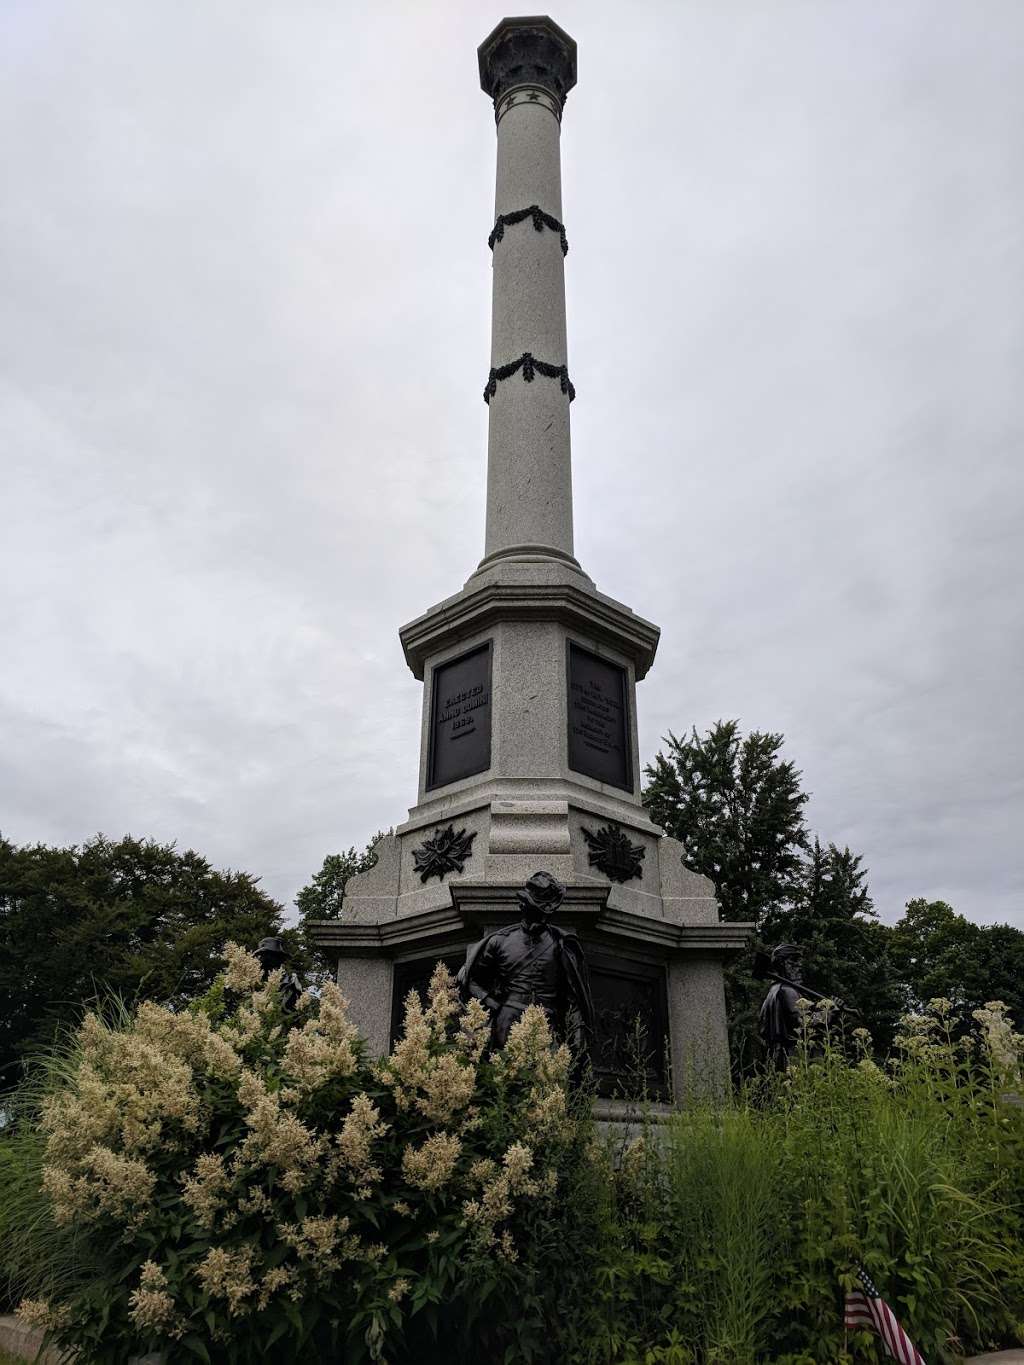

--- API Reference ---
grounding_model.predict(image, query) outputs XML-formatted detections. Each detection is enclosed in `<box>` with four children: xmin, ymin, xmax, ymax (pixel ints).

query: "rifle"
<box><xmin>752</xmin><ymin>949</ymin><xmax>861</xmax><ymax>1018</ymax></box>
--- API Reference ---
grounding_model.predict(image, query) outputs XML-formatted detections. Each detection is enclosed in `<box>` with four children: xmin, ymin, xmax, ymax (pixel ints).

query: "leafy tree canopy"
<box><xmin>294</xmin><ymin>834</ymin><xmax>384</xmax><ymax>923</ymax></box>
<box><xmin>890</xmin><ymin>898</ymin><xmax>1024</xmax><ymax>1025</ymax></box>
<box><xmin>0</xmin><ymin>832</ymin><xmax>289</xmax><ymax>1088</ymax></box>
<box><xmin>645</xmin><ymin>719</ymin><xmax>1024</xmax><ymax>1063</ymax></box>
<box><xmin>764</xmin><ymin>838</ymin><xmax>904</xmax><ymax>1050</ymax></box>
<box><xmin>643</xmin><ymin>720</ymin><xmax>809</xmax><ymax>926</ymax></box>
<box><xmin>295</xmin><ymin>833</ymin><xmax>386</xmax><ymax>978</ymax></box>
<box><xmin>645</xmin><ymin>723</ymin><xmax>902</xmax><ymax>1064</ymax></box>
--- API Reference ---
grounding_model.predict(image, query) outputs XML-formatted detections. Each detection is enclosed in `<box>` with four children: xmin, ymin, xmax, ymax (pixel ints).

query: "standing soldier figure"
<box><xmin>758</xmin><ymin>942</ymin><xmax>808</xmax><ymax>1069</ymax></box>
<box><xmin>254</xmin><ymin>936</ymin><xmax>302</xmax><ymax>1014</ymax></box>
<box><xmin>457</xmin><ymin>870</ymin><xmax>594</xmax><ymax>1059</ymax></box>
<box><xmin>757</xmin><ymin>942</ymin><xmax>850</xmax><ymax>1068</ymax></box>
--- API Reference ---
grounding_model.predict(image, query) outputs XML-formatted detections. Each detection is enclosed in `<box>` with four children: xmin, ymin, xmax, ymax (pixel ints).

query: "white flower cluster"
<box><xmin>24</xmin><ymin>941</ymin><xmax>580</xmax><ymax>1348</ymax></box>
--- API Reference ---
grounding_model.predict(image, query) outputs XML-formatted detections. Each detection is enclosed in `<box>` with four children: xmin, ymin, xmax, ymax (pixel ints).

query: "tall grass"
<box><xmin>0</xmin><ymin>1037</ymin><xmax>107</xmax><ymax>1315</ymax></box>
<box><xmin>572</xmin><ymin>1005</ymin><xmax>1024</xmax><ymax>1364</ymax></box>
<box><xmin>666</xmin><ymin>1107</ymin><xmax>779</xmax><ymax>1362</ymax></box>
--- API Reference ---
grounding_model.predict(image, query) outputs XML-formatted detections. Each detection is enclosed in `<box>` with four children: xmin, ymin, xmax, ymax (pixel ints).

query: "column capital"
<box><xmin>478</xmin><ymin>16</ymin><xmax>577</xmax><ymax>114</ymax></box>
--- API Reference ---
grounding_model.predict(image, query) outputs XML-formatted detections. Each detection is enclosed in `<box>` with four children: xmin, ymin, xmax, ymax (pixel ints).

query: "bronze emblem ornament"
<box><xmin>412</xmin><ymin>825</ymin><xmax>477</xmax><ymax>883</ymax></box>
<box><xmin>580</xmin><ymin>822</ymin><xmax>645</xmax><ymax>883</ymax></box>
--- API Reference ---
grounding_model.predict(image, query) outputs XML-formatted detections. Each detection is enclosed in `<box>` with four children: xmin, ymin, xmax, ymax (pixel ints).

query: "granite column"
<box><xmin>478</xmin><ymin>19</ymin><xmax>580</xmax><ymax>574</ymax></box>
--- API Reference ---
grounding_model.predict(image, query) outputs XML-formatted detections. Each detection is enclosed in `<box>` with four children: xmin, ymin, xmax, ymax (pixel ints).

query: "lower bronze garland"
<box><xmin>483</xmin><ymin>351</ymin><xmax>575</xmax><ymax>404</ymax></box>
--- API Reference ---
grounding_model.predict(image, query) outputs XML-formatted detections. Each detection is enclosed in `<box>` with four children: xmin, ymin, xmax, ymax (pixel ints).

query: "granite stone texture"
<box><xmin>658</xmin><ymin>837</ymin><xmax>720</xmax><ymax>925</ymax></box>
<box><xmin>667</xmin><ymin>955</ymin><xmax>731</xmax><ymax>1099</ymax></box>
<box><xmin>310</xmin><ymin>19</ymin><xmax>752</xmax><ymax>1099</ymax></box>
<box><xmin>0</xmin><ymin>1316</ymin><xmax>160</xmax><ymax>1363</ymax></box>
<box><xmin>400</xmin><ymin>562</ymin><xmax>659</xmax><ymax>683</ymax></box>
<box><xmin>407</xmin><ymin>615</ymin><xmax>651</xmax><ymax>809</ymax></box>
<box><xmin>486</xmin><ymin>81</ymin><xmax>573</xmax><ymax>564</ymax></box>
<box><xmin>335</xmin><ymin>956</ymin><xmax>392</xmax><ymax>1058</ymax></box>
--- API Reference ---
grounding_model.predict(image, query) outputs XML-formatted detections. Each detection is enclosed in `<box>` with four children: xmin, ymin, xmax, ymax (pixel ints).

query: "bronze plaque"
<box><xmin>427</xmin><ymin>642</ymin><xmax>493</xmax><ymax>790</ymax></box>
<box><xmin>567</xmin><ymin>642</ymin><xmax>632</xmax><ymax>791</ymax></box>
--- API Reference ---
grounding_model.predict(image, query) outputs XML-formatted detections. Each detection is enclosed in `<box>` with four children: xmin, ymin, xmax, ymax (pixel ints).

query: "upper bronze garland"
<box><xmin>489</xmin><ymin>204</ymin><xmax>569</xmax><ymax>256</ymax></box>
<box><xmin>483</xmin><ymin>351</ymin><xmax>575</xmax><ymax>404</ymax></box>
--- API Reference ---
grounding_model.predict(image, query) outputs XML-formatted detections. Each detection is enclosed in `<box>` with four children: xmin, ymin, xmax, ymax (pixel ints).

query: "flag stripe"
<box><xmin>842</xmin><ymin>1270</ymin><xmax>926</xmax><ymax>1365</ymax></box>
<box><xmin>873</xmin><ymin>1300</ymin><xmax>902</xmax><ymax>1363</ymax></box>
<box><xmin>882</xmin><ymin>1303</ymin><xmax>912</xmax><ymax>1365</ymax></box>
<box><xmin>844</xmin><ymin>1290</ymin><xmax>875</xmax><ymax>1329</ymax></box>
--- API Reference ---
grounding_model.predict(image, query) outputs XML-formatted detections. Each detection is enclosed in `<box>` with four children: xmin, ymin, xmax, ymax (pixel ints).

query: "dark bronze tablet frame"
<box><xmin>565</xmin><ymin>639</ymin><xmax>633</xmax><ymax>792</ymax></box>
<box><xmin>425</xmin><ymin>639</ymin><xmax>494</xmax><ymax>792</ymax></box>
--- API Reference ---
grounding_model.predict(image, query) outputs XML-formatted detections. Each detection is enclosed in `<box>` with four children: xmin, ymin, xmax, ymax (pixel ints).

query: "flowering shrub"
<box><xmin>13</xmin><ymin>947</ymin><xmax>582</xmax><ymax>1363</ymax></box>
<box><xmin>9</xmin><ymin>975</ymin><xmax>1024</xmax><ymax>1364</ymax></box>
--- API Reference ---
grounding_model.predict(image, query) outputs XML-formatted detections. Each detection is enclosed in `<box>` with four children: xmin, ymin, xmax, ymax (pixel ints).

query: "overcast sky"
<box><xmin>2</xmin><ymin>1</ymin><xmax>1022</xmax><ymax>927</ymax></box>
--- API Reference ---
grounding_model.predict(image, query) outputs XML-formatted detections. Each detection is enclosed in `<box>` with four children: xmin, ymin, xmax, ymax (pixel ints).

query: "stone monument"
<box><xmin>309</xmin><ymin>16</ymin><xmax>752</xmax><ymax>1103</ymax></box>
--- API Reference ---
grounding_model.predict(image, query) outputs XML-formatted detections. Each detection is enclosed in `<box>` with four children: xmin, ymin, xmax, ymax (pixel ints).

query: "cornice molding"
<box><xmin>307</xmin><ymin>896</ymin><xmax>753</xmax><ymax>961</ymax></box>
<box><xmin>478</xmin><ymin>16</ymin><xmax>577</xmax><ymax>112</ymax></box>
<box><xmin>399</xmin><ymin>579</ymin><xmax>660</xmax><ymax>681</ymax></box>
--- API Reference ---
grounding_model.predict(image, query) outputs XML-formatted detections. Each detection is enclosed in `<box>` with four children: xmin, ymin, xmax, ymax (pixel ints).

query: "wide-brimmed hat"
<box><xmin>516</xmin><ymin>870</ymin><xmax>566</xmax><ymax>916</ymax></box>
<box><xmin>770</xmin><ymin>942</ymin><xmax>802</xmax><ymax>967</ymax></box>
<box><xmin>255</xmin><ymin>937</ymin><xmax>287</xmax><ymax>958</ymax></box>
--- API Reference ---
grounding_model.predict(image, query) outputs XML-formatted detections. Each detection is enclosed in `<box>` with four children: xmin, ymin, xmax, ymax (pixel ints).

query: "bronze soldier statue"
<box><xmin>757</xmin><ymin>943</ymin><xmax>807</xmax><ymax>1069</ymax></box>
<box><xmin>756</xmin><ymin>942</ymin><xmax>851</xmax><ymax>1068</ymax></box>
<box><xmin>255</xmin><ymin>936</ymin><xmax>302</xmax><ymax>1013</ymax></box>
<box><xmin>457</xmin><ymin>870</ymin><xmax>594</xmax><ymax>1057</ymax></box>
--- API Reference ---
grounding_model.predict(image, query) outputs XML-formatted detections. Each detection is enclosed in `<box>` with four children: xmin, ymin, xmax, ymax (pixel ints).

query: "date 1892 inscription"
<box><xmin>567</xmin><ymin>642</ymin><xmax>632</xmax><ymax>791</ymax></box>
<box><xmin>427</xmin><ymin>642</ymin><xmax>493</xmax><ymax>790</ymax></box>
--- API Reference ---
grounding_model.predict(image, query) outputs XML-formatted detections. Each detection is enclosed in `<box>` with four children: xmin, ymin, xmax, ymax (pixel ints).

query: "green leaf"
<box><xmin>265</xmin><ymin>1316</ymin><xmax>291</xmax><ymax>1350</ymax></box>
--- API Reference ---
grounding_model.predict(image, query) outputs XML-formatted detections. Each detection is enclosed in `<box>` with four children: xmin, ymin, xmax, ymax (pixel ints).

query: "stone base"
<box><xmin>308</xmin><ymin>820</ymin><xmax>750</xmax><ymax>1103</ymax></box>
<box><xmin>337</xmin><ymin>783</ymin><xmax>722</xmax><ymax>925</ymax></box>
<box><xmin>0</xmin><ymin>1315</ymin><xmax>160</xmax><ymax>1363</ymax></box>
<box><xmin>317</xmin><ymin>548</ymin><xmax>753</xmax><ymax>1102</ymax></box>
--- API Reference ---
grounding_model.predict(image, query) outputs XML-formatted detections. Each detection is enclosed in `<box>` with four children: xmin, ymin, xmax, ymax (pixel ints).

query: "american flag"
<box><xmin>844</xmin><ymin>1265</ymin><xmax>927</xmax><ymax>1365</ymax></box>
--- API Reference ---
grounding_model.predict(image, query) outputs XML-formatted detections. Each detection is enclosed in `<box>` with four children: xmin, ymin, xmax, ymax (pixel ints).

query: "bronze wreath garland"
<box><xmin>483</xmin><ymin>351</ymin><xmax>575</xmax><ymax>404</ymax></box>
<box><xmin>488</xmin><ymin>204</ymin><xmax>569</xmax><ymax>256</ymax></box>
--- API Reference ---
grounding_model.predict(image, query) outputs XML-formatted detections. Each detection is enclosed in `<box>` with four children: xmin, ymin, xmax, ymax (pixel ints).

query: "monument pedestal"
<box><xmin>311</xmin><ymin>871</ymin><xmax>747</xmax><ymax>1102</ymax></box>
<box><xmin>309</xmin><ymin>560</ymin><xmax>748</xmax><ymax>1103</ymax></box>
<box><xmin>308</xmin><ymin>17</ymin><xmax>752</xmax><ymax>1102</ymax></box>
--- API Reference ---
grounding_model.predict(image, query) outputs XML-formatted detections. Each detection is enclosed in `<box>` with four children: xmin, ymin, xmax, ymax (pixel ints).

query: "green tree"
<box><xmin>890</xmin><ymin>898</ymin><xmax>1024</xmax><ymax>1026</ymax></box>
<box><xmin>295</xmin><ymin>833</ymin><xmax>385</xmax><ymax>978</ymax></box>
<box><xmin>643</xmin><ymin>723</ymin><xmax>905</xmax><ymax>1069</ymax></box>
<box><xmin>643</xmin><ymin>720</ymin><xmax>810</xmax><ymax>924</ymax></box>
<box><xmin>0</xmin><ymin>833</ymin><xmax>289</xmax><ymax>1088</ymax></box>
<box><xmin>763</xmin><ymin>839</ymin><xmax>903</xmax><ymax>1050</ymax></box>
<box><xmin>644</xmin><ymin>721</ymin><xmax>812</xmax><ymax>1076</ymax></box>
<box><xmin>294</xmin><ymin>834</ymin><xmax>384</xmax><ymax>922</ymax></box>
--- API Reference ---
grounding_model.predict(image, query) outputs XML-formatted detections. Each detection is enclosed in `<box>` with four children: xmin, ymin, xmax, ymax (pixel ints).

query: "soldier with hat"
<box><xmin>254</xmin><ymin>936</ymin><xmax>303</xmax><ymax>1014</ymax></box>
<box><xmin>457</xmin><ymin>870</ymin><xmax>594</xmax><ymax>1058</ymax></box>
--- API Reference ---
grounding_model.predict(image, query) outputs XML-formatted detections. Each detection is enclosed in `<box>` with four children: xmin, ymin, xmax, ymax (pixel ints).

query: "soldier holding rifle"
<box><xmin>756</xmin><ymin>943</ymin><xmax>855</xmax><ymax>1069</ymax></box>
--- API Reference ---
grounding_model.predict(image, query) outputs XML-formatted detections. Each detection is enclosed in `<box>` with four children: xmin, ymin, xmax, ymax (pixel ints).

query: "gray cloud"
<box><xmin>2</xmin><ymin>0</ymin><xmax>1021</xmax><ymax>925</ymax></box>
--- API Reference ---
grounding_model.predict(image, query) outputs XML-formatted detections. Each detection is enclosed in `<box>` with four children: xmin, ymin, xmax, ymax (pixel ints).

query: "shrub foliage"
<box><xmin>5</xmin><ymin>978</ymin><xmax>1024</xmax><ymax>1363</ymax></box>
<box><xmin>8</xmin><ymin>952</ymin><xmax>583</xmax><ymax>1363</ymax></box>
<box><xmin>577</xmin><ymin>1004</ymin><xmax>1024</xmax><ymax>1364</ymax></box>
